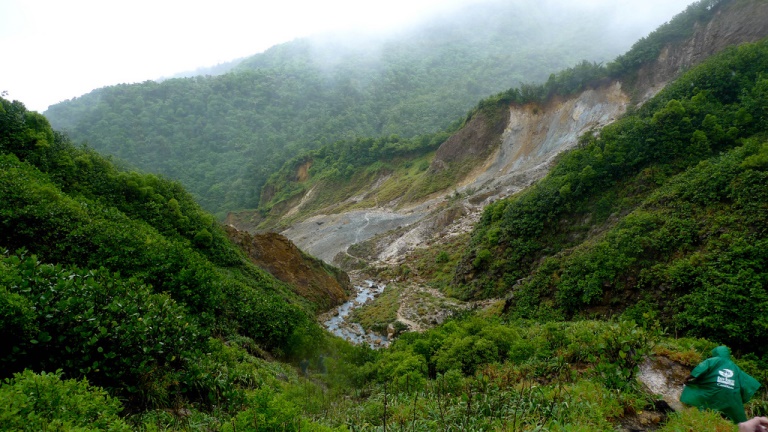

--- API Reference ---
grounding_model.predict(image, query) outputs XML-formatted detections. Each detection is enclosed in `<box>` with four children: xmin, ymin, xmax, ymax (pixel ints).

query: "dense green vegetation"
<box><xmin>9</xmin><ymin>88</ymin><xmax>765</xmax><ymax>428</ymax></box>
<box><xmin>0</xmin><ymin>370</ymin><xmax>131</xmax><ymax>431</ymax></box>
<box><xmin>249</xmin><ymin>317</ymin><xmax>766</xmax><ymax>430</ymax></box>
<box><xmin>0</xmin><ymin>97</ymin><xmax>327</xmax><ymax>417</ymax></box>
<box><xmin>3</xmin><ymin>1</ymin><xmax>767</xmax><ymax>429</ymax></box>
<box><xmin>6</xmin><ymin>308</ymin><xmax>766</xmax><ymax>430</ymax></box>
<box><xmin>44</xmin><ymin>2</ymin><xmax>644</xmax><ymax>216</ymax></box>
<box><xmin>458</xmin><ymin>38</ymin><xmax>768</xmax><ymax>357</ymax></box>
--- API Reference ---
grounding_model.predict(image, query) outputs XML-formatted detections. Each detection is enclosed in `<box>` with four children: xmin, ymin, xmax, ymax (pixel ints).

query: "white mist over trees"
<box><xmin>42</xmin><ymin>0</ymin><xmax>694</xmax><ymax>215</ymax></box>
<box><xmin>3</xmin><ymin>0</ymin><xmax>691</xmax><ymax>112</ymax></box>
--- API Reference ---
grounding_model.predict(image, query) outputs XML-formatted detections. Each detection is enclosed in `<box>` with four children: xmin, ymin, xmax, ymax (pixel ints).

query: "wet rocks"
<box><xmin>320</xmin><ymin>279</ymin><xmax>390</xmax><ymax>348</ymax></box>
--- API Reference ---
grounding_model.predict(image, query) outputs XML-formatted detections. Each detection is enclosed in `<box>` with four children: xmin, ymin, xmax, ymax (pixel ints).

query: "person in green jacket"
<box><xmin>680</xmin><ymin>345</ymin><xmax>762</xmax><ymax>423</ymax></box>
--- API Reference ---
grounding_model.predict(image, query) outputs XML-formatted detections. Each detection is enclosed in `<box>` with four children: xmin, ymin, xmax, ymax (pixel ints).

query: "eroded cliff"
<box><xmin>225</xmin><ymin>226</ymin><xmax>352</xmax><ymax>311</ymax></box>
<box><xmin>633</xmin><ymin>0</ymin><xmax>768</xmax><ymax>102</ymax></box>
<box><xmin>231</xmin><ymin>0</ymin><xmax>768</xmax><ymax>273</ymax></box>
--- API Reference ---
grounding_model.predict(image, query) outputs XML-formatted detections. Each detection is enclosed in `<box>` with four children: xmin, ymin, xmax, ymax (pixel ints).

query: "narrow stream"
<box><xmin>322</xmin><ymin>280</ymin><xmax>389</xmax><ymax>348</ymax></box>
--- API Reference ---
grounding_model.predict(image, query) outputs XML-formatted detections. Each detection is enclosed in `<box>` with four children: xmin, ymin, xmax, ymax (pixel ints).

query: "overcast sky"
<box><xmin>1</xmin><ymin>0</ymin><xmax>693</xmax><ymax>113</ymax></box>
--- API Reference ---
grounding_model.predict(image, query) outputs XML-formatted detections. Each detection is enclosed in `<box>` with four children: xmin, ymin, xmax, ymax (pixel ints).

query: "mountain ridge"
<box><xmin>43</xmin><ymin>1</ymin><xmax>672</xmax><ymax>215</ymax></box>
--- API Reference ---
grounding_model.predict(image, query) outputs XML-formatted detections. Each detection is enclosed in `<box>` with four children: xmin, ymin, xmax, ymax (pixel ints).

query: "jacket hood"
<box><xmin>712</xmin><ymin>345</ymin><xmax>731</xmax><ymax>358</ymax></box>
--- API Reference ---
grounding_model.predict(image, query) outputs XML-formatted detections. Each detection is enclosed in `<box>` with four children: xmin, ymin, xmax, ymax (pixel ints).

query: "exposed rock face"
<box><xmin>637</xmin><ymin>356</ymin><xmax>691</xmax><ymax>412</ymax></box>
<box><xmin>282</xmin><ymin>209</ymin><xmax>426</xmax><ymax>264</ymax></box>
<box><xmin>295</xmin><ymin>161</ymin><xmax>312</xmax><ymax>182</ymax></box>
<box><xmin>252</xmin><ymin>160</ymin><xmax>314</xmax><ymax>213</ymax></box>
<box><xmin>465</xmin><ymin>82</ymin><xmax>629</xmax><ymax>205</ymax></box>
<box><xmin>231</xmin><ymin>0</ymin><xmax>768</xmax><ymax>271</ymax></box>
<box><xmin>225</xmin><ymin>226</ymin><xmax>352</xmax><ymax>311</ymax></box>
<box><xmin>278</xmin><ymin>81</ymin><xmax>630</xmax><ymax>268</ymax></box>
<box><xmin>634</xmin><ymin>0</ymin><xmax>768</xmax><ymax>102</ymax></box>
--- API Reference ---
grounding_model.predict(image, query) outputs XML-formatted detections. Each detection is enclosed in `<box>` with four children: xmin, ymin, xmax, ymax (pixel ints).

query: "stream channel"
<box><xmin>322</xmin><ymin>280</ymin><xmax>390</xmax><ymax>348</ymax></box>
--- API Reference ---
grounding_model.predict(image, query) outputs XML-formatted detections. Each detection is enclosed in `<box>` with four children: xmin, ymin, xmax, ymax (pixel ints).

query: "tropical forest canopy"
<box><xmin>45</xmin><ymin>1</ymin><xmax>650</xmax><ymax>216</ymax></box>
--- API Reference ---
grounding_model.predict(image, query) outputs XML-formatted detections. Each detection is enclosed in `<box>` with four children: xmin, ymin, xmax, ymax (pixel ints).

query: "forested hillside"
<box><xmin>45</xmin><ymin>1</ymin><xmax>651</xmax><ymax>216</ymax></box>
<box><xmin>3</xmin><ymin>0</ymin><xmax>768</xmax><ymax>429</ymax></box>
<box><xmin>456</xmin><ymin>38</ymin><xmax>768</xmax><ymax>355</ymax></box>
<box><xmin>2</xmin><ymin>95</ymin><xmax>763</xmax><ymax>430</ymax></box>
<box><xmin>0</xmin><ymin>97</ymin><xmax>336</xmax><ymax>427</ymax></box>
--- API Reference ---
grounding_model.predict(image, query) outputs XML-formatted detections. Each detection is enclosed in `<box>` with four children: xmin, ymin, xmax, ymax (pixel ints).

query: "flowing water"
<box><xmin>322</xmin><ymin>280</ymin><xmax>389</xmax><ymax>348</ymax></box>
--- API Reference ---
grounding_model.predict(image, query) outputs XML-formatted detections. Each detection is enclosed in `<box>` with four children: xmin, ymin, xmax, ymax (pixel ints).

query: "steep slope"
<box><xmin>442</xmin><ymin>82</ymin><xmax>630</xmax><ymax>202</ymax></box>
<box><xmin>4</xmin><ymin>3</ymin><xmax>768</xmax><ymax>430</ymax></box>
<box><xmin>225</xmin><ymin>227</ymin><xmax>352</xmax><ymax>311</ymax></box>
<box><xmin>457</xmin><ymin>38</ymin><xmax>768</xmax><ymax>352</ymax></box>
<box><xmin>249</xmin><ymin>0</ymin><xmax>768</xmax><ymax>275</ymax></box>
<box><xmin>263</xmin><ymin>83</ymin><xmax>630</xmax><ymax>264</ymax></box>
<box><xmin>633</xmin><ymin>0</ymin><xmax>768</xmax><ymax>101</ymax></box>
<box><xmin>0</xmin><ymin>98</ymin><xmax>340</xmax><ymax>415</ymax></box>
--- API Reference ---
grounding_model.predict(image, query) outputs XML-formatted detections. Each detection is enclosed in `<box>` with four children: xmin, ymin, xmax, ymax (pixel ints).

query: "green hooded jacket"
<box><xmin>680</xmin><ymin>346</ymin><xmax>761</xmax><ymax>423</ymax></box>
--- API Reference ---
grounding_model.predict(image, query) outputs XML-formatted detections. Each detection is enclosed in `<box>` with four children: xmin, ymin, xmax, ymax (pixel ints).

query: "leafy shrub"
<box><xmin>376</xmin><ymin>350</ymin><xmax>428</xmax><ymax>392</ymax></box>
<box><xmin>0</xmin><ymin>369</ymin><xmax>130</xmax><ymax>431</ymax></box>
<box><xmin>0</xmin><ymin>113</ymin><xmax>323</xmax><ymax>358</ymax></box>
<box><xmin>194</xmin><ymin>228</ymin><xmax>213</xmax><ymax>248</ymax></box>
<box><xmin>435</xmin><ymin>250</ymin><xmax>450</xmax><ymax>264</ymax></box>
<box><xmin>472</xmin><ymin>249</ymin><xmax>492</xmax><ymax>269</ymax></box>
<box><xmin>0</xmin><ymin>284</ymin><xmax>37</xmax><ymax>364</ymax></box>
<box><xmin>221</xmin><ymin>389</ymin><xmax>321</xmax><ymax>432</ymax></box>
<box><xmin>0</xmin><ymin>252</ymin><xmax>202</xmax><ymax>405</ymax></box>
<box><xmin>591</xmin><ymin>320</ymin><xmax>660</xmax><ymax>390</ymax></box>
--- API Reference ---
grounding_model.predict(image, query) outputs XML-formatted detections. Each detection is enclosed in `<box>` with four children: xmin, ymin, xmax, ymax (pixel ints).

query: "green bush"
<box><xmin>0</xmin><ymin>252</ymin><xmax>201</xmax><ymax>405</ymax></box>
<box><xmin>0</xmin><ymin>284</ymin><xmax>37</xmax><ymax>364</ymax></box>
<box><xmin>0</xmin><ymin>103</ymin><xmax>323</xmax><ymax>359</ymax></box>
<box><xmin>221</xmin><ymin>389</ymin><xmax>323</xmax><ymax>432</ymax></box>
<box><xmin>0</xmin><ymin>369</ymin><xmax>130</xmax><ymax>431</ymax></box>
<box><xmin>194</xmin><ymin>228</ymin><xmax>213</xmax><ymax>248</ymax></box>
<box><xmin>435</xmin><ymin>250</ymin><xmax>450</xmax><ymax>264</ymax></box>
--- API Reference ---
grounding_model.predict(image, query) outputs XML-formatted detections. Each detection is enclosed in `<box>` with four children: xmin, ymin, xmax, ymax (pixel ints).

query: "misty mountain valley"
<box><xmin>2</xmin><ymin>0</ymin><xmax>768</xmax><ymax>430</ymax></box>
